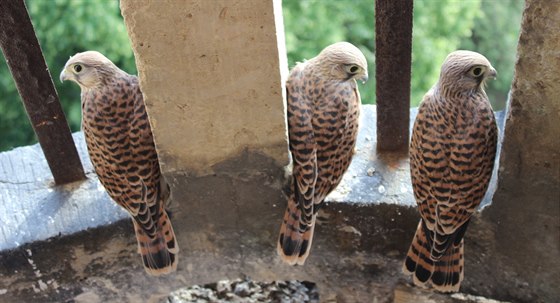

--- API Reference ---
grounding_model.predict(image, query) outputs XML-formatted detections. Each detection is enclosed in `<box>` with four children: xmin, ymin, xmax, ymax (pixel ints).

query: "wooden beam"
<box><xmin>375</xmin><ymin>0</ymin><xmax>413</xmax><ymax>152</ymax></box>
<box><xmin>0</xmin><ymin>0</ymin><xmax>85</xmax><ymax>185</ymax></box>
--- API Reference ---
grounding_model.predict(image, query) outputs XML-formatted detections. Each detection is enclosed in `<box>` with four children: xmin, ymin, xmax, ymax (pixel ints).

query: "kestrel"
<box><xmin>403</xmin><ymin>50</ymin><xmax>498</xmax><ymax>292</ymax></box>
<box><xmin>61</xmin><ymin>51</ymin><xmax>178</xmax><ymax>275</ymax></box>
<box><xmin>278</xmin><ymin>42</ymin><xmax>368</xmax><ymax>265</ymax></box>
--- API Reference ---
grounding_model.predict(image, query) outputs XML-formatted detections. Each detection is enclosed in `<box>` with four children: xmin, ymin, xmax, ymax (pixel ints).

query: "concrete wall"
<box><xmin>483</xmin><ymin>0</ymin><xmax>560</xmax><ymax>301</ymax></box>
<box><xmin>120</xmin><ymin>0</ymin><xmax>289</xmax><ymax>175</ymax></box>
<box><xmin>119</xmin><ymin>1</ymin><xmax>560</xmax><ymax>301</ymax></box>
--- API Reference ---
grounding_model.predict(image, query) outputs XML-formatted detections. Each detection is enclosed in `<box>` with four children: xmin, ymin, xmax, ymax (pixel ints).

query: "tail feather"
<box><xmin>277</xmin><ymin>197</ymin><xmax>316</xmax><ymax>265</ymax></box>
<box><xmin>133</xmin><ymin>209</ymin><xmax>178</xmax><ymax>276</ymax></box>
<box><xmin>431</xmin><ymin>242</ymin><xmax>463</xmax><ymax>292</ymax></box>
<box><xmin>403</xmin><ymin>221</ymin><xmax>463</xmax><ymax>292</ymax></box>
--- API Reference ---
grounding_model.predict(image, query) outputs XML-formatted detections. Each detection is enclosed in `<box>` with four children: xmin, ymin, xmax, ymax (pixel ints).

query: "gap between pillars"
<box><xmin>0</xmin><ymin>0</ymin><xmax>86</xmax><ymax>185</ymax></box>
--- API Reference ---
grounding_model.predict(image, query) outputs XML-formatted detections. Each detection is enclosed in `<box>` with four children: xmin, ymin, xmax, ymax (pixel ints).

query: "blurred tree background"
<box><xmin>284</xmin><ymin>0</ymin><xmax>524</xmax><ymax>106</ymax></box>
<box><xmin>0</xmin><ymin>0</ymin><xmax>136</xmax><ymax>151</ymax></box>
<box><xmin>0</xmin><ymin>0</ymin><xmax>524</xmax><ymax>151</ymax></box>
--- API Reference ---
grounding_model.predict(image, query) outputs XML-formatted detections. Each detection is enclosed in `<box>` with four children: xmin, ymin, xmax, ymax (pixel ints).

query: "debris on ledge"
<box><xmin>394</xmin><ymin>284</ymin><xmax>511</xmax><ymax>303</ymax></box>
<box><xmin>165</xmin><ymin>279</ymin><xmax>319</xmax><ymax>303</ymax></box>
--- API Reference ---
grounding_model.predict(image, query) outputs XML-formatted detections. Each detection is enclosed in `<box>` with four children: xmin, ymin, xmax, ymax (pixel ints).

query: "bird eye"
<box><xmin>471</xmin><ymin>67</ymin><xmax>483</xmax><ymax>77</ymax></box>
<box><xmin>73</xmin><ymin>64</ymin><xmax>83</xmax><ymax>73</ymax></box>
<box><xmin>349</xmin><ymin>65</ymin><xmax>359</xmax><ymax>73</ymax></box>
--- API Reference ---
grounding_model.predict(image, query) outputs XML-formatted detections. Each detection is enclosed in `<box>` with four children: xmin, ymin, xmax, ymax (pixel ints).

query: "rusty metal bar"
<box><xmin>375</xmin><ymin>0</ymin><xmax>413</xmax><ymax>152</ymax></box>
<box><xmin>0</xmin><ymin>0</ymin><xmax>86</xmax><ymax>185</ymax></box>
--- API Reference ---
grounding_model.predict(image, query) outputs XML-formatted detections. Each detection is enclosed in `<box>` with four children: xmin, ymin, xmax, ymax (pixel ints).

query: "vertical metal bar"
<box><xmin>375</xmin><ymin>0</ymin><xmax>413</xmax><ymax>152</ymax></box>
<box><xmin>0</xmin><ymin>0</ymin><xmax>86</xmax><ymax>185</ymax></box>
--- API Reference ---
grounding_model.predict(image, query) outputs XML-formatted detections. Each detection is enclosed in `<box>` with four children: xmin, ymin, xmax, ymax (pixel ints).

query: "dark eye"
<box><xmin>472</xmin><ymin>67</ymin><xmax>482</xmax><ymax>76</ymax></box>
<box><xmin>350</xmin><ymin>65</ymin><xmax>359</xmax><ymax>73</ymax></box>
<box><xmin>73</xmin><ymin>64</ymin><xmax>83</xmax><ymax>73</ymax></box>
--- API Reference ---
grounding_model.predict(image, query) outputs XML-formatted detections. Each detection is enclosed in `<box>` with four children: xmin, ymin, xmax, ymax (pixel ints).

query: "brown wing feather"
<box><xmin>435</xmin><ymin>103</ymin><xmax>497</xmax><ymax>235</ymax></box>
<box><xmin>278</xmin><ymin>61</ymin><xmax>360</xmax><ymax>265</ymax></box>
<box><xmin>82</xmin><ymin>74</ymin><xmax>177</xmax><ymax>275</ymax></box>
<box><xmin>278</xmin><ymin>63</ymin><xmax>318</xmax><ymax>265</ymax></box>
<box><xmin>288</xmin><ymin>64</ymin><xmax>318</xmax><ymax>226</ymax></box>
<box><xmin>410</xmin><ymin>91</ymin><xmax>442</xmax><ymax>230</ymax></box>
<box><xmin>313</xmin><ymin>79</ymin><xmax>360</xmax><ymax>203</ymax></box>
<box><xmin>411</xmin><ymin>90</ymin><xmax>497</xmax><ymax>237</ymax></box>
<box><xmin>407</xmin><ymin>86</ymin><xmax>497</xmax><ymax>291</ymax></box>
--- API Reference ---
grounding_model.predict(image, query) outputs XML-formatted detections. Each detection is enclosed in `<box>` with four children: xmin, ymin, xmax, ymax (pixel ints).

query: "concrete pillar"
<box><xmin>120</xmin><ymin>0</ymin><xmax>289</xmax><ymax>175</ymax></box>
<box><xmin>484</xmin><ymin>0</ymin><xmax>560</xmax><ymax>301</ymax></box>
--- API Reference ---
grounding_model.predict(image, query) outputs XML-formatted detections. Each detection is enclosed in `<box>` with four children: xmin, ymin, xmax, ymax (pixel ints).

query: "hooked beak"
<box><xmin>487</xmin><ymin>67</ymin><xmax>497</xmax><ymax>80</ymax></box>
<box><xmin>59</xmin><ymin>69</ymin><xmax>68</xmax><ymax>83</ymax></box>
<box><xmin>359</xmin><ymin>73</ymin><xmax>369</xmax><ymax>84</ymax></box>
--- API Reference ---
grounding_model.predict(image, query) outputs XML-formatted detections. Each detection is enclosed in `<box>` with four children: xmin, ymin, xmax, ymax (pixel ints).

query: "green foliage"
<box><xmin>411</xmin><ymin>0</ymin><xmax>481</xmax><ymax>105</ymax></box>
<box><xmin>0</xmin><ymin>0</ymin><xmax>135</xmax><ymax>151</ymax></box>
<box><xmin>282</xmin><ymin>0</ymin><xmax>375</xmax><ymax>104</ymax></box>
<box><xmin>459</xmin><ymin>0</ymin><xmax>524</xmax><ymax>109</ymax></box>
<box><xmin>0</xmin><ymin>0</ymin><xmax>524</xmax><ymax>151</ymax></box>
<box><xmin>282</xmin><ymin>0</ymin><xmax>484</xmax><ymax>106</ymax></box>
<box><xmin>283</xmin><ymin>0</ymin><xmax>523</xmax><ymax>109</ymax></box>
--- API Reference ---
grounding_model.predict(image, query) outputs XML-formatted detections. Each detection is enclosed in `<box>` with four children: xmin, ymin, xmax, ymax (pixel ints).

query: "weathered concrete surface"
<box><xmin>0</xmin><ymin>165</ymin><xmax>514</xmax><ymax>303</ymax></box>
<box><xmin>0</xmin><ymin>105</ymin><xmax>516</xmax><ymax>302</ymax></box>
<box><xmin>120</xmin><ymin>0</ymin><xmax>289</xmax><ymax>175</ymax></box>
<box><xmin>0</xmin><ymin>132</ymin><xmax>127</xmax><ymax>251</ymax></box>
<box><xmin>1</xmin><ymin>3</ymin><xmax>549</xmax><ymax>303</ymax></box>
<box><xmin>482</xmin><ymin>1</ymin><xmax>560</xmax><ymax>302</ymax></box>
<box><xmin>0</xmin><ymin>106</ymin><xmax>504</xmax><ymax>253</ymax></box>
<box><xmin>393</xmin><ymin>285</ymin><xmax>510</xmax><ymax>303</ymax></box>
<box><xmin>328</xmin><ymin>106</ymin><xmax>505</xmax><ymax>209</ymax></box>
<box><xmin>326</xmin><ymin>106</ymin><xmax>416</xmax><ymax>206</ymax></box>
<box><xmin>0</xmin><ymin>168</ymin><xmax>414</xmax><ymax>303</ymax></box>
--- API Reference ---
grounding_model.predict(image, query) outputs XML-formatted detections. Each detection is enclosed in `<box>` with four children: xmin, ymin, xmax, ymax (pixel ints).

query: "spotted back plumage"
<box><xmin>278</xmin><ymin>42</ymin><xmax>368</xmax><ymax>265</ymax></box>
<box><xmin>403</xmin><ymin>50</ymin><xmax>498</xmax><ymax>292</ymax></box>
<box><xmin>61</xmin><ymin>51</ymin><xmax>178</xmax><ymax>275</ymax></box>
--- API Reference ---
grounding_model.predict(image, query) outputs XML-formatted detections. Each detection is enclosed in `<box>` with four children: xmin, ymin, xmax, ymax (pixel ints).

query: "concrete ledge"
<box><xmin>0</xmin><ymin>168</ymin><xmax>411</xmax><ymax>302</ymax></box>
<box><xmin>0</xmin><ymin>106</ymin><xmax>505</xmax><ymax>251</ymax></box>
<box><xmin>0</xmin><ymin>106</ymin><xmax>513</xmax><ymax>302</ymax></box>
<box><xmin>327</xmin><ymin>105</ymin><xmax>505</xmax><ymax>209</ymax></box>
<box><xmin>0</xmin><ymin>132</ymin><xmax>127</xmax><ymax>251</ymax></box>
<box><xmin>393</xmin><ymin>285</ymin><xmax>509</xmax><ymax>303</ymax></box>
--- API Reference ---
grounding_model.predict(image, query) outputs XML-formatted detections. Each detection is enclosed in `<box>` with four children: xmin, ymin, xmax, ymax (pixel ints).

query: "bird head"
<box><xmin>439</xmin><ymin>50</ymin><xmax>497</xmax><ymax>92</ymax></box>
<box><xmin>315</xmin><ymin>42</ymin><xmax>369</xmax><ymax>83</ymax></box>
<box><xmin>60</xmin><ymin>51</ymin><xmax>119</xmax><ymax>90</ymax></box>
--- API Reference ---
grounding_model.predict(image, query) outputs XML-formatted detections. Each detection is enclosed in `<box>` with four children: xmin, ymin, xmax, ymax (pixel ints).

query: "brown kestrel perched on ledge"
<box><xmin>278</xmin><ymin>42</ymin><xmax>368</xmax><ymax>265</ymax></box>
<box><xmin>404</xmin><ymin>50</ymin><xmax>498</xmax><ymax>292</ymax></box>
<box><xmin>61</xmin><ymin>51</ymin><xmax>178</xmax><ymax>275</ymax></box>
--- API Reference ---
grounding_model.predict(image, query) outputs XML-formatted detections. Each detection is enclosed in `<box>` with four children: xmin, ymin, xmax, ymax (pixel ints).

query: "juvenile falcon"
<box><xmin>60</xmin><ymin>51</ymin><xmax>178</xmax><ymax>275</ymax></box>
<box><xmin>278</xmin><ymin>42</ymin><xmax>368</xmax><ymax>265</ymax></box>
<box><xmin>403</xmin><ymin>50</ymin><xmax>498</xmax><ymax>292</ymax></box>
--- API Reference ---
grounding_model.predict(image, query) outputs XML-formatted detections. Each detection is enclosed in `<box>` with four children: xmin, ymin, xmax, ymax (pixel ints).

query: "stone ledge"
<box><xmin>0</xmin><ymin>105</ymin><xmax>511</xmax><ymax>302</ymax></box>
<box><xmin>0</xmin><ymin>105</ymin><xmax>505</xmax><ymax>252</ymax></box>
<box><xmin>0</xmin><ymin>132</ymin><xmax>127</xmax><ymax>251</ymax></box>
<box><xmin>328</xmin><ymin>105</ymin><xmax>505</xmax><ymax>209</ymax></box>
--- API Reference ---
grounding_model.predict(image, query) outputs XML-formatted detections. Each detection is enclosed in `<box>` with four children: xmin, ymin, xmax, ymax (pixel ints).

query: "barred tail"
<box><xmin>277</xmin><ymin>197</ymin><xmax>316</xmax><ymax>266</ymax></box>
<box><xmin>133</xmin><ymin>209</ymin><xmax>179</xmax><ymax>276</ymax></box>
<box><xmin>403</xmin><ymin>221</ymin><xmax>464</xmax><ymax>292</ymax></box>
